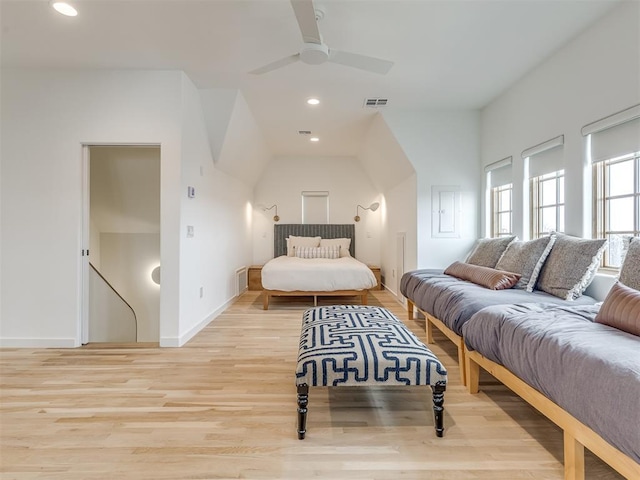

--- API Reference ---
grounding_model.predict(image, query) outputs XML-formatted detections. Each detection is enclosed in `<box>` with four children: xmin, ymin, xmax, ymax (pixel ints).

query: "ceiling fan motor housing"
<box><xmin>300</xmin><ymin>42</ymin><xmax>330</xmax><ymax>65</ymax></box>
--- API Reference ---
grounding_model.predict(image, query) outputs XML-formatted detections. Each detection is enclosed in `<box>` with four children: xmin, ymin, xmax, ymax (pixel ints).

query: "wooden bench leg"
<box><xmin>564</xmin><ymin>431</ymin><xmax>585</xmax><ymax>480</ymax></box>
<box><xmin>263</xmin><ymin>292</ymin><xmax>269</xmax><ymax>310</ymax></box>
<box><xmin>458</xmin><ymin>340</ymin><xmax>467</xmax><ymax>387</ymax></box>
<box><xmin>297</xmin><ymin>384</ymin><xmax>309</xmax><ymax>440</ymax></box>
<box><xmin>426</xmin><ymin>316</ymin><xmax>434</xmax><ymax>344</ymax></box>
<box><xmin>361</xmin><ymin>291</ymin><xmax>368</xmax><ymax>305</ymax></box>
<box><xmin>431</xmin><ymin>381</ymin><xmax>446</xmax><ymax>437</ymax></box>
<box><xmin>407</xmin><ymin>299</ymin><xmax>415</xmax><ymax>320</ymax></box>
<box><xmin>466</xmin><ymin>353</ymin><xmax>480</xmax><ymax>394</ymax></box>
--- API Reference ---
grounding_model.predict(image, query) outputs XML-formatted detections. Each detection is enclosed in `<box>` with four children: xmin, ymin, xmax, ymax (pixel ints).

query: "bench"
<box><xmin>295</xmin><ymin>305</ymin><xmax>448</xmax><ymax>439</ymax></box>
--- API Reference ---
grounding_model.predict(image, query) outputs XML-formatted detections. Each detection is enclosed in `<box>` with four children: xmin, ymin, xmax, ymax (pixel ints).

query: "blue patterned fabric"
<box><xmin>296</xmin><ymin>305</ymin><xmax>448</xmax><ymax>387</ymax></box>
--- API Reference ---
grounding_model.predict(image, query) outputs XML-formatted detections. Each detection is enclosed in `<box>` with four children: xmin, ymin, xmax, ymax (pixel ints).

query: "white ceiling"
<box><xmin>1</xmin><ymin>0</ymin><xmax>620</xmax><ymax>157</ymax></box>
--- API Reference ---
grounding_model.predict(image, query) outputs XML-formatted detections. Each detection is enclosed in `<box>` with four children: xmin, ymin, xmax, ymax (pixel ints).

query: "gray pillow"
<box><xmin>536</xmin><ymin>233</ymin><xmax>607</xmax><ymax>300</ymax></box>
<box><xmin>466</xmin><ymin>236</ymin><xmax>516</xmax><ymax>268</ymax></box>
<box><xmin>619</xmin><ymin>237</ymin><xmax>640</xmax><ymax>290</ymax></box>
<box><xmin>495</xmin><ymin>236</ymin><xmax>556</xmax><ymax>292</ymax></box>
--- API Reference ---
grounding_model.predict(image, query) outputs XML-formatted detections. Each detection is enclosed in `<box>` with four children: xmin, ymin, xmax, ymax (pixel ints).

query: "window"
<box><xmin>594</xmin><ymin>152</ymin><xmax>640</xmax><ymax>268</ymax></box>
<box><xmin>531</xmin><ymin>170</ymin><xmax>564</xmax><ymax>237</ymax></box>
<box><xmin>491</xmin><ymin>183</ymin><xmax>513</xmax><ymax>237</ymax></box>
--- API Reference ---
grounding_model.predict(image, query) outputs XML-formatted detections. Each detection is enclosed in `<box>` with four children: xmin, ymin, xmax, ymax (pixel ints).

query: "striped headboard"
<box><xmin>274</xmin><ymin>224</ymin><xmax>355</xmax><ymax>258</ymax></box>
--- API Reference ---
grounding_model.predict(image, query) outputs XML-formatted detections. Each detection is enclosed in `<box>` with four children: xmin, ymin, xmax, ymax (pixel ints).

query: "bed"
<box><xmin>400</xmin><ymin>268</ymin><xmax>596</xmax><ymax>384</ymax></box>
<box><xmin>261</xmin><ymin>224</ymin><xmax>377</xmax><ymax>310</ymax></box>
<box><xmin>462</xmin><ymin>302</ymin><xmax>640</xmax><ymax>479</ymax></box>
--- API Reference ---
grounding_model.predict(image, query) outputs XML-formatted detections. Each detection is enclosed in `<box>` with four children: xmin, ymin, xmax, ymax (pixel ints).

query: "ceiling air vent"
<box><xmin>298</xmin><ymin>130</ymin><xmax>312</xmax><ymax>135</ymax></box>
<box><xmin>364</xmin><ymin>98</ymin><xmax>388</xmax><ymax>108</ymax></box>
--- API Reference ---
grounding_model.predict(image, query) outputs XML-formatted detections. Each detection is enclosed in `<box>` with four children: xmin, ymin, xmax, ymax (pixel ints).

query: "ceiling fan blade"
<box><xmin>329</xmin><ymin>50</ymin><xmax>394</xmax><ymax>75</ymax></box>
<box><xmin>290</xmin><ymin>0</ymin><xmax>322</xmax><ymax>44</ymax></box>
<box><xmin>249</xmin><ymin>54</ymin><xmax>300</xmax><ymax>75</ymax></box>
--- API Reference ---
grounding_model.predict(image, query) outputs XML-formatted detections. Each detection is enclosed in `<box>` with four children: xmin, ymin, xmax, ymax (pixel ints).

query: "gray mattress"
<box><xmin>462</xmin><ymin>303</ymin><xmax>640</xmax><ymax>463</ymax></box>
<box><xmin>400</xmin><ymin>269</ymin><xmax>596</xmax><ymax>335</ymax></box>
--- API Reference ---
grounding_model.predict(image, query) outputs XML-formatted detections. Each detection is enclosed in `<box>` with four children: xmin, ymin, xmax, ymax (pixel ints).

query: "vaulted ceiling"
<box><xmin>1</xmin><ymin>0</ymin><xmax>619</xmax><ymax>157</ymax></box>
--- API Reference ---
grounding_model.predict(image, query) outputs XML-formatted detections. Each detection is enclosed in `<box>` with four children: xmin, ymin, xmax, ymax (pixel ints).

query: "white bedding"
<box><xmin>261</xmin><ymin>256</ymin><xmax>377</xmax><ymax>292</ymax></box>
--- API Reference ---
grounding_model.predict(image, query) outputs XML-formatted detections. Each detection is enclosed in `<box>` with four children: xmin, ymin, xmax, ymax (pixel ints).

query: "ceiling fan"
<box><xmin>249</xmin><ymin>0</ymin><xmax>394</xmax><ymax>75</ymax></box>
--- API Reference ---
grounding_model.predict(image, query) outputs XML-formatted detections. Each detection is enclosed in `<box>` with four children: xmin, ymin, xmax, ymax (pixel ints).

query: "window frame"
<box><xmin>593</xmin><ymin>151</ymin><xmax>640</xmax><ymax>268</ymax></box>
<box><xmin>490</xmin><ymin>183</ymin><xmax>513</xmax><ymax>238</ymax></box>
<box><xmin>530</xmin><ymin>169</ymin><xmax>565</xmax><ymax>238</ymax></box>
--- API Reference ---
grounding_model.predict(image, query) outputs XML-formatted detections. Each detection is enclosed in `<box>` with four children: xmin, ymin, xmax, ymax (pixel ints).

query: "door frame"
<box><xmin>80</xmin><ymin>143</ymin><xmax>161</xmax><ymax>345</ymax></box>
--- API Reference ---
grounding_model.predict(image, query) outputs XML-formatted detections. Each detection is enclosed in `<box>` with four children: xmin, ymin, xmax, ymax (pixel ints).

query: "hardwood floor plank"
<box><xmin>0</xmin><ymin>290</ymin><xmax>623</xmax><ymax>479</ymax></box>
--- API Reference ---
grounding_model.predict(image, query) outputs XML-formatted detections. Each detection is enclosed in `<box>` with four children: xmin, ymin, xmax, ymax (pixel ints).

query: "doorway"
<box><xmin>83</xmin><ymin>145</ymin><xmax>161</xmax><ymax>343</ymax></box>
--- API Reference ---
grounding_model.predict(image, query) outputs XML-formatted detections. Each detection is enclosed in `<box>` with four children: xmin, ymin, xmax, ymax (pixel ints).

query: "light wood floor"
<box><xmin>1</xmin><ymin>290</ymin><xmax>623</xmax><ymax>479</ymax></box>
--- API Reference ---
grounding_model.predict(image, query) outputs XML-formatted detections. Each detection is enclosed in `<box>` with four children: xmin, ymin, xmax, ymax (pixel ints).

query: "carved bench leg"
<box><xmin>431</xmin><ymin>381</ymin><xmax>446</xmax><ymax>437</ymax></box>
<box><xmin>297</xmin><ymin>384</ymin><xmax>309</xmax><ymax>440</ymax></box>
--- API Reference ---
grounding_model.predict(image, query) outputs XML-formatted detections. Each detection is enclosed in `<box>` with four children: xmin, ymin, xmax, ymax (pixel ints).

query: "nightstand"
<box><xmin>248</xmin><ymin>265</ymin><xmax>264</xmax><ymax>291</ymax></box>
<box><xmin>368</xmin><ymin>265</ymin><xmax>382</xmax><ymax>290</ymax></box>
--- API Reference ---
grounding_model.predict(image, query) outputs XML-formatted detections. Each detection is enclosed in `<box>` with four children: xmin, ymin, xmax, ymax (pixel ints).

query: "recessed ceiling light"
<box><xmin>306</xmin><ymin>98</ymin><xmax>320</xmax><ymax>106</ymax></box>
<box><xmin>310</xmin><ymin>137</ymin><xmax>320</xmax><ymax>142</ymax></box>
<box><xmin>52</xmin><ymin>1</ymin><xmax>78</xmax><ymax>16</ymax></box>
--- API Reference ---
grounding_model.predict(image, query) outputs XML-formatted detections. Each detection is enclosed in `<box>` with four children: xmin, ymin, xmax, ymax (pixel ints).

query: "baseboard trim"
<box><xmin>160</xmin><ymin>296</ymin><xmax>236</xmax><ymax>347</ymax></box>
<box><xmin>0</xmin><ymin>337</ymin><xmax>78</xmax><ymax>348</ymax></box>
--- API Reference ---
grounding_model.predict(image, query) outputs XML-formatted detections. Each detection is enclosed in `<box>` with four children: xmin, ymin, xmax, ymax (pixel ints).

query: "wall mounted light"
<box><xmin>151</xmin><ymin>266</ymin><xmax>161</xmax><ymax>285</ymax></box>
<box><xmin>264</xmin><ymin>204</ymin><xmax>280</xmax><ymax>222</ymax></box>
<box><xmin>51</xmin><ymin>1</ymin><xmax>78</xmax><ymax>16</ymax></box>
<box><xmin>354</xmin><ymin>202</ymin><xmax>380</xmax><ymax>222</ymax></box>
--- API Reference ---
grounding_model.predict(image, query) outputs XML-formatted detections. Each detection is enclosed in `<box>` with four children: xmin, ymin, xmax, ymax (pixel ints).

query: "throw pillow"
<box><xmin>595</xmin><ymin>281</ymin><xmax>640</xmax><ymax>337</ymax></box>
<box><xmin>287</xmin><ymin>236</ymin><xmax>321</xmax><ymax>257</ymax></box>
<box><xmin>536</xmin><ymin>232</ymin><xmax>607</xmax><ymax>300</ymax></box>
<box><xmin>295</xmin><ymin>246</ymin><xmax>340</xmax><ymax>259</ymax></box>
<box><xmin>319</xmin><ymin>238</ymin><xmax>352</xmax><ymax>257</ymax></box>
<box><xmin>444</xmin><ymin>261</ymin><xmax>521</xmax><ymax>290</ymax></box>
<box><xmin>495</xmin><ymin>235</ymin><xmax>556</xmax><ymax>292</ymax></box>
<box><xmin>619</xmin><ymin>237</ymin><xmax>640</xmax><ymax>290</ymax></box>
<box><xmin>466</xmin><ymin>236</ymin><xmax>516</xmax><ymax>268</ymax></box>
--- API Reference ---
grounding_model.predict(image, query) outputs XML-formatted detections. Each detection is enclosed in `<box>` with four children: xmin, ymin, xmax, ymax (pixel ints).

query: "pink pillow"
<box><xmin>595</xmin><ymin>282</ymin><xmax>640</xmax><ymax>336</ymax></box>
<box><xmin>444</xmin><ymin>261</ymin><xmax>521</xmax><ymax>290</ymax></box>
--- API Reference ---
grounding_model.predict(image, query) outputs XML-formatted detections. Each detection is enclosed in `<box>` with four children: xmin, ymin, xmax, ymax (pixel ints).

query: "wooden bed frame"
<box><xmin>406</xmin><ymin>292</ymin><xmax>640</xmax><ymax>478</ymax></box>
<box><xmin>263</xmin><ymin>289</ymin><xmax>368</xmax><ymax>310</ymax></box>
<box><xmin>466</xmin><ymin>350</ymin><xmax>640</xmax><ymax>480</ymax></box>
<box><xmin>262</xmin><ymin>223</ymin><xmax>373</xmax><ymax>310</ymax></box>
<box><xmin>407</xmin><ymin>299</ymin><xmax>468</xmax><ymax>386</ymax></box>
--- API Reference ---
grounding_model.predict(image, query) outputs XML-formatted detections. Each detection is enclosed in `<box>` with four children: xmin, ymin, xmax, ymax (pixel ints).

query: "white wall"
<box><xmin>481</xmin><ymin>1</ymin><xmax>640</xmax><ymax>239</ymax></box>
<box><xmin>0</xmin><ymin>69</ymin><xmax>183</xmax><ymax>347</ymax></box>
<box><xmin>382</xmin><ymin>110</ymin><xmax>481</xmax><ymax>270</ymax></box>
<box><xmin>177</xmin><ymin>75</ymin><xmax>253</xmax><ymax>346</ymax></box>
<box><xmin>0</xmin><ymin>69</ymin><xmax>255</xmax><ymax>347</ymax></box>
<box><xmin>252</xmin><ymin>156</ymin><xmax>381</xmax><ymax>265</ymax></box>
<box><xmin>100</xmin><ymin>233</ymin><xmax>160</xmax><ymax>342</ymax></box>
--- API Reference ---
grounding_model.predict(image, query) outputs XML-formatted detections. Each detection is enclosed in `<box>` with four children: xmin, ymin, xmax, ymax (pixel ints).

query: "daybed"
<box><xmin>400</xmin><ymin>234</ymin><xmax>640</xmax><ymax>478</ymax></box>
<box><xmin>401</xmin><ymin>234</ymin><xmax>603</xmax><ymax>384</ymax></box>
<box><xmin>261</xmin><ymin>224</ymin><xmax>377</xmax><ymax>310</ymax></box>
<box><xmin>463</xmin><ymin>301</ymin><xmax>640</xmax><ymax>480</ymax></box>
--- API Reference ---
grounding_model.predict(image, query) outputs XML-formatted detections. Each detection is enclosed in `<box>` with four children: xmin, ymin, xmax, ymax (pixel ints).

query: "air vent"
<box><xmin>364</xmin><ymin>98</ymin><xmax>388</xmax><ymax>108</ymax></box>
<box><xmin>298</xmin><ymin>130</ymin><xmax>312</xmax><ymax>135</ymax></box>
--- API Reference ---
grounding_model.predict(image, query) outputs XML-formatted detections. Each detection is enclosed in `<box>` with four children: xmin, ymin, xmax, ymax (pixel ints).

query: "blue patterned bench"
<box><xmin>295</xmin><ymin>305</ymin><xmax>448</xmax><ymax>439</ymax></box>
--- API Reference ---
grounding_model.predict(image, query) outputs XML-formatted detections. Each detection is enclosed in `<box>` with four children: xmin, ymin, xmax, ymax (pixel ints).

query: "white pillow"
<box><xmin>295</xmin><ymin>246</ymin><xmax>340</xmax><ymax>259</ymax></box>
<box><xmin>287</xmin><ymin>236</ymin><xmax>321</xmax><ymax>256</ymax></box>
<box><xmin>319</xmin><ymin>238</ymin><xmax>351</xmax><ymax>257</ymax></box>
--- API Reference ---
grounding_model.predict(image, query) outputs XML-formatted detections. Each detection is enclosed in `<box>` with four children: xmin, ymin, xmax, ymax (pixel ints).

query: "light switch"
<box><xmin>187</xmin><ymin>225</ymin><xmax>194</xmax><ymax>237</ymax></box>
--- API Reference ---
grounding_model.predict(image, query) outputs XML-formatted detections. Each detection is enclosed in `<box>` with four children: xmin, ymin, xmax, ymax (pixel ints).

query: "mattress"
<box><xmin>261</xmin><ymin>255</ymin><xmax>377</xmax><ymax>292</ymax></box>
<box><xmin>400</xmin><ymin>269</ymin><xmax>597</xmax><ymax>335</ymax></box>
<box><xmin>462</xmin><ymin>302</ymin><xmax>640</xmax><ymax>463</ymax></box>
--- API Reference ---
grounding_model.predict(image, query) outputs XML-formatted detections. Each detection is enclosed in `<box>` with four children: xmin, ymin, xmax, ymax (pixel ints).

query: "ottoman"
<box><xmin>295</xmin><ymin>305</ymin><xmax>447</xmax><ymax>439</ymax></box>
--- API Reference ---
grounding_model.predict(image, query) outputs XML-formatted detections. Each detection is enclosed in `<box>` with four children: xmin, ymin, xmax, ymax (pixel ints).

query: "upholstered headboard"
<box><xmin>274</xmin><ymin>224</ymin><xmax>356</xmax><ymax>257</ymax></box>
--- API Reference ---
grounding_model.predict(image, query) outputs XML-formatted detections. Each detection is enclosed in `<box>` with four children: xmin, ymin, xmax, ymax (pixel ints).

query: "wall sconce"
<box><xmin>151</xmin><ymin>266</ymin><xmax>161</xmax><ymax>285</ymax></box>
<box><xmin>354</xmin><ymin>202</ymin><xmax>380</xmax><ymax>222</ymax></box>
<box><xmin>265</xmin><ymin>204</ymin><xmax>280</xmax><ymax>222</ymax></box>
